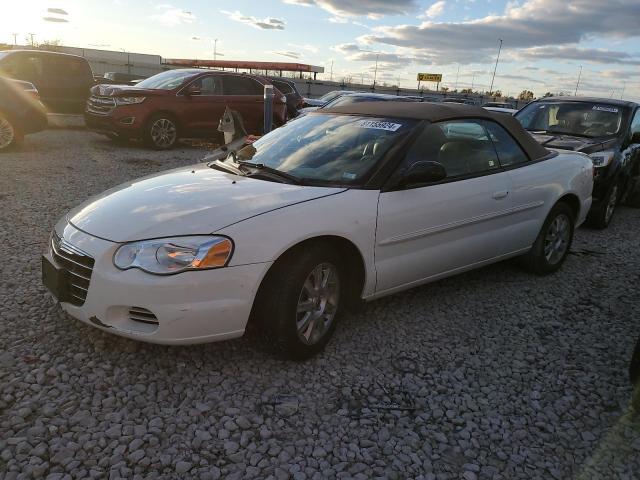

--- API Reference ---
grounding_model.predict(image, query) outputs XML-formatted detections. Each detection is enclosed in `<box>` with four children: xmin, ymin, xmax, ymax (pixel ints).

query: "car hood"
<box><xmin>529</xmin><ymin>133</ymin><xmax>616</xmax><ymax>154</ymax></box>
<box><xmin>90</xmin><ymin>84</ymin><xmax>167</xmax><ymax>97</ymax></box>
<box><xmin>67</xmin><ymin>163</ymin><xmax>344</xmax><ymax>243</ymax></box>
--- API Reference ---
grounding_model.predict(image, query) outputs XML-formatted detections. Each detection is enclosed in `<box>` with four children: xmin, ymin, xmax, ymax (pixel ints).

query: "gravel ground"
<box><xmin>1</xmin><ymin>129</ymin><xmax>640</xmax><ymax>480</ymax></box>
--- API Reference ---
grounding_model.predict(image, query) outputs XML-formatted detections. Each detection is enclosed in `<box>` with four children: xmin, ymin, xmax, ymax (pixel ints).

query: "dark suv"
<box><xmin>267</xmin><ymin>77</ymin><xmax>303</xmax><ymax>118</ymax></box>
<box><xmin>85</xmin><ymin>69</ymin><xmax>288</xmax><ymax>149</ymax></box>
<box><xmin>516</xmin><ymin>97</ymin><xmax>640</xmax><ymax>228</ymax></box>
<box><xmin>0</xmin><ymin>77</ymin><xmax>47</xmax><ymax>151</ymax></box>
<box><xmin>0</xmin><ymin>50</ymin><xmax>95</xmax><ymax>114</ymax></box>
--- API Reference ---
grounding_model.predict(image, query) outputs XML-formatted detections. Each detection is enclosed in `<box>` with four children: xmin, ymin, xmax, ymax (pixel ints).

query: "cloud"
<box><xmin>518</xmin><ymin>46</ymin><xmax>640</xmax><ymax>66</ymax></box>
<box><xmin>423</xmin><ymin>1</ymin><xmax>446</xmax><ymax>19</ymax></box>
<box><xmin>359</xmin><ymin>0</ymin><xmax>640</xmax><ymax>65</ymax></box>
<box><xmin>151</xmin><ymin>5</ymin><xmax>195</xmax><ymax>26</ymax></box>
<box><xmin>272</xmin><ymin>50</ymin><xmax>301</xmax><ymax>59</ymax></box>
<box><xmin>331</xmin><ymin>43</ymin><xmax>420</xmax><ymax>66</ymax></box>
<box><xmin>43</xmin><ymin>17</ymin><xmax>69</xmax><ymax>22</ymax></box>
<box><xmin>283</xmin><ymin>0</ymin><xmax>418</xmax><ymax>18</ymax></box>
<box><xmin>288</xmin><ymin>43</ymin><xmax>319</xmax><ymax>53</ymax></box>
<box><xmin>47</xmin><ymin>8</ymin><xmax>68</xmax><ymax>15</ymax></box>
<box><xmin>222</xmin><ymin>10</ymin><xmax>286</xmax><ymax>30</ymax></box>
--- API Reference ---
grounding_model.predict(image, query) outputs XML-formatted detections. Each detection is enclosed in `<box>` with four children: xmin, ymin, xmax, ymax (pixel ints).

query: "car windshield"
<box><xmin>135</xmin><ymin>70</ymin><xmax>196</xmax><ymax>90</ymax></box>
<box><xmin>516</xmin><ymin>101</ymin><xmax>623</xmax><ymax>138</ymax></box>
<box><xmin>235</xmin><ymin>113</ymin><xmax>417</xmax><ymax>185</ymax></box>
<box><xmin>319</xmin><ymin>91</ymin><xmax>350</xmax><ymax>103</ymax></box>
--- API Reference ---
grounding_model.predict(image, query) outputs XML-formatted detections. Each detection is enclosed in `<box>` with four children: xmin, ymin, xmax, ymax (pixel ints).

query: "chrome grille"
<box><xmin>51</xmin><ymin>232</ymin><xmax>95</xmax><ymax>306</ymax></box>
<box><xmin>129</xmin><ymin>307</ymin><xmax>159</xmax><ymax>325</ymax></box>
<box><xmin>86</xmin><ymin>95</ymin><xmax>116</xmax><ymax>115</ymax></box>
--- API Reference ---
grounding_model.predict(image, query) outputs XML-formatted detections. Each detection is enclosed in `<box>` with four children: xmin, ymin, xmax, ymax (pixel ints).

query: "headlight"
<box><xmin>113</xmin><ymin>236</ymin><xmax>233</xmax><ymax>275</ymax></box>
<box><xmin>589</xmin><ymin>150</ymin><xmax>615</xmax><ymax>168</ymax></box>
<box><xmin>115</xmin><ymin>96</ymin><xmax>146</xmax><ymax>106</ymax></box>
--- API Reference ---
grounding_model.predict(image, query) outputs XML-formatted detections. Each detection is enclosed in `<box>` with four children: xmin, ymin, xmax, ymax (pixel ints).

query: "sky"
<box><xmin>2</xmin><ymin>0</ymin><xmax>640</xmax><ymax>100</ymax></box>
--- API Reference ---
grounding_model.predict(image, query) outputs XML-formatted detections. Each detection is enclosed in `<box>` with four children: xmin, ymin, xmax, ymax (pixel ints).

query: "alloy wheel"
<box><xmin>544</xmin><ymin>214</ymin><xmax>571</xmax><ymax>264</ymax></box>
<box><xmin>150</xmin><ymin>118</ymin><xmax>177</xmax><ymax>148</ymax></box>
<box><xmin>0</xmin><ymin>115</ymin><xmax>15</xmax><ymax>150</ymax></box>
<box><xmin>605</xmin><ymin>184</ymin><xmax>619</xmax><ymax>225</ymax></box>
<box><xmin>296</xmin><ymin>263</ymin><xmax>340</xmax><ymax>345</ymax></box>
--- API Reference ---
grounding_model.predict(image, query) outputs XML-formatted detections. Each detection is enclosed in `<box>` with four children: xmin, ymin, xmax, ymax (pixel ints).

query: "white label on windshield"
<box><xmin>343</xmin><ymin>172</ymin><xmax>357</xmax><ymax>180</ymax></box>
<box><xmin>355</xmin><ymin>120</ymin><xmax>402</xmax><ymax>131</ymax></box>
<box><xmin>593</xmin><ymin>106</ymin><xmax>618</xmax><ymax>113</ymax></box>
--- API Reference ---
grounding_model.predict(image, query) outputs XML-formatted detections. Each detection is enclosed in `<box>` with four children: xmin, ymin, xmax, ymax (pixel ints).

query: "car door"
<box><xmin>177</xmin><ymin>74</ymin><xmax>226</xmax><ymax>135</ymax></box>
<box><xmin>221</xmin><ymin>75</ymin><xmax>265</xmax><ymax>134</ymax></box>
<box><xmin>42</xmin><ymin>54</ymin><xmax>94</xmax><ymax>113</ymax></box>
<box><xmin>375</xmin><ymin>119</ymin><xmax>517</xmax><ymax>294</ymax></box>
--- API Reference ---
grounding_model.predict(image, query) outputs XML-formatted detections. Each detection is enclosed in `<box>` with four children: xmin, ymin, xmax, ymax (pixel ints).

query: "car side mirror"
<box><xmin>400</xmin><ymin>161</ymin><xmax>447</xmax><ymax>188</ymax></box>
<box><xmin>631</xmin><ymin>131</ymin><xmax>640</xmax><ymax>144</ymax></box>
<box><xmin>185</xmin><ymin>84</ymin><xmax>201</xmax><ymax>96</ymax></box>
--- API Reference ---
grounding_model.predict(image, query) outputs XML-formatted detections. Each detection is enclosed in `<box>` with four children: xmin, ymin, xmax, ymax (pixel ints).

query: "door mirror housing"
<box><xmin>400</xmin><ymin>161</ymin><xmax>447</xmax><ymax>188</ymax></box>
<box><xmin>185</xmin><ymin>84</ymin><xmax>201</xmax><ymax>96</ymax></box>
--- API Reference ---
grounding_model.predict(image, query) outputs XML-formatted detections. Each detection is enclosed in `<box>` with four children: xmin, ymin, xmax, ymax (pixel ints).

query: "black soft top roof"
<box><xmin>321</xmin><ymin>101</ymin><xmax>551</xmax><ymax>161</ymax></box>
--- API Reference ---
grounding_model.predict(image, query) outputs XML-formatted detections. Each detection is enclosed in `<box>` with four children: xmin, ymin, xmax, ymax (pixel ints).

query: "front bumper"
<box><xmin>45</xmin><ymin>222</ymin><xmax>272</xmax><ymax>345</ymax></box>
<box><xmin>84</xmin><ymin>105</ymin><xmax>144</xmax><ymax>138</ymax></box>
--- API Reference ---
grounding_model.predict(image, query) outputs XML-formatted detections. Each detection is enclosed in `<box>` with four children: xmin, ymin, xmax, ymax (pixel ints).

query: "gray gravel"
<box><xmin>1</xmin><ymin>129</ymin><xmax>640</xmax><ymax>479</ymax></box>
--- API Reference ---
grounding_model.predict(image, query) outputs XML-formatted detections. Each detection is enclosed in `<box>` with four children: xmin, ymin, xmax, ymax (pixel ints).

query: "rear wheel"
<box><xmin>0</xmin><ymin>113</ymin><xmax>17</xmax><ymax>152</ymax></box>
<box><xmin>144</xmin><ymin>114</ymin><xmax>179</xmax><ymax>150</ymax></box>
<box><xmin>256</xmin><ymin>244</ymin><xmax>345</xmax><ymax>359</ymax></box>
<box><xmin>522</xmin><ymin>202</ymin><xmax>574</xmax><ymax>275</ymax></box>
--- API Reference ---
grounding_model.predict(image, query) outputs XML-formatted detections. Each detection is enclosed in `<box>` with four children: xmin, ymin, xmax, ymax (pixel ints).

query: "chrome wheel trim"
<box><xmin>296</xmin><ymin>263</ymin><xmax>340</xmax><ymax>346</ymax></box>
<box><xmin>0</xmin><ymin>115</ymin><xmax>15</xmax><ymax>150</ymax></box>
<box><xmin>150</xmin><ymin>118</ymin><xmax>177</xmax><ymax>148</ymax></box>
<box><xmin>544</xmin><ymin>213</ymin><xmax>571</xmax><ymax>264</ymax></box>
<box><xmin>605</xmin><ymin>184</ymin><xmax>618</xmax><ymax>224</ymax></box>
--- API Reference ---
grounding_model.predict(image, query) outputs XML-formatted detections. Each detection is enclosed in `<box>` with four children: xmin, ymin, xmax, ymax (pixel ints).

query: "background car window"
<box><xmin>2</xmin><ymin>55</ymin><xmax>44</xmax><ymax>78</ymax></box>
<box><xmin>223</xmin><ymin>76</ymin><xmax>263</xmax><ymax>95</ymax></box>
<box><xmin>404</xmin><ymin>120</ymin><xmax>500</xmax><ymax>178</ymax></box>
<box><xmin>483</xmin><ymin>121</ymin><xmax>529</xmax><ymax>167</ymax></box>
<box><xmin>45</xmin><ymin>56</ymin><xmax>87</xmax><ymax>76</ymax></box>
<box><xmin>192</xmin><ymin>75</ymin><xmax>222</xmax><ymax>95</ymax></box>
<box><xmin>271</xmin><ymin>80</ymin><xmax>293</xmax><ymax>94</ymax></box>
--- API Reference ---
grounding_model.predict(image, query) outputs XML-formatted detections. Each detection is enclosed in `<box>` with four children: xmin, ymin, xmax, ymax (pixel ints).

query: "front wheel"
<box><xmin>256</xmin><ymin>244</ymin><xmax>345</xmax><ymax>359</ymax></box>
<box><xmin>144</xmin><ymin>114</ymin><xmax>179</xmax><ymax>150</ymax></box>
<box><xmin>587</xmin><ymin>181</ymin><xmax>620</xmax><ymax>229</ymax></box>
<box><xmin>522</xmin><ymin>202</ymin><xmax>574</xmax><ymax>275</ymax></box>
<box><xmin>0</xmin><ymin>112</ymin><xmax>17</xmax><ymax>152</ymax></box>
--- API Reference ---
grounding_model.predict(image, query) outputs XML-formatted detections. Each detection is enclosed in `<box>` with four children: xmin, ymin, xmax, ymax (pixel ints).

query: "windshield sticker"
<box><xmin>342</xmin><ymin>172</ymin><xmax>357</xmax><ymax>180</ymax></box>
<box><xmin>354</xmin><ymin>120</ymin><xmax>402</xmax><ymax>131</ymax></box>
<box><xmin>593</xmin><ymin>106</ymin><xmax>619</xmax><ymax>113</ymax></box>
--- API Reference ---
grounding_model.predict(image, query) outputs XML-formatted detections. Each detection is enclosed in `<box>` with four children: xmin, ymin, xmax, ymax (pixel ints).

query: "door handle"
<box><xmin>492</xmin><ymin>190</ymin><xmax>509</xmax><ymax>199</ymax></box>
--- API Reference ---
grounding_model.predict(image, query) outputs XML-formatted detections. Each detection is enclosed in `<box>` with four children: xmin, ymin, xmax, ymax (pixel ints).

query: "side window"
<box><xmin>272</xmin><ymin>81</ymin><xmax>293</xmax><ymax>94</ymax></box>
<box><xmin>483</xmin><ymin>121</ymin><xmax>529</xmax><ymax>167</ymax></box>
<box><xmin>191</xmin><ymin>75</ymin><xmax>222</xmax><ymax>95</ymax></box>
<box><xmin>630</xmin><ymin>109</ymin><xmax>640</xmax><ymax>136</ymax></box>
<box><xmin>4</xmin><ymin>55</ymin><xmax>44</xmax><ymax>79</ymax></box>
<box><xmin>403</xmin><ymin>120</ymin><xmax>500</xmax><ymax>179</ymax></box>
<box><xmin>223</xmin><ymin>76</ymin><xmax>263</xmax><ymax>96</ymax></box>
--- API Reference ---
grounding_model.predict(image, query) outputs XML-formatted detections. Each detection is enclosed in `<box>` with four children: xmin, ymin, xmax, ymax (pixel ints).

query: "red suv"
<box><xmin>85</xmin><ymin>69</ymin><xmax>287</xmax><ymax>149</ymax></box>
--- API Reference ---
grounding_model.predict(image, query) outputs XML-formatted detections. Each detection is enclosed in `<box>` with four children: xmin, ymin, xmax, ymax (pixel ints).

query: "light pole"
<box><xmin>12</xmin><ymin>33</ymin><xmax>18</xmax><ymax>45</ymax></box>
<box><xmin>471</xmin><ymin>72</ymin><xmax>476</xmax><ymax>92</ymax></box>
<box><xmin>28</xmin><ymin>33</ymin><xmax>36</xmax><ymax>47</ymax></box>
<box><xmin>330</xmin><ymin>60</ymin><xmax>333</xmax><ymax>82</ymax></box>
<box><xmin>455</xmin><ymin>64</ymin><xmax>460</xmax><ymax>91</ymax></box>
<box><xmin>489</xmin><ymin>38</ymin><xmax>503</xmax><ymax>97</ymax></box>
<box><xmin>574</xmin><ymin>65</ymin><xmax>582</xmax><ymax>96</ymax></box>
<box><xmin>372</xmin><ymin>53</ymin><xmax>379</xmax><ymax>88</ymax></box>
<box><xmin>620</xmin><ymin>82</ymin><xmax>626</xmax><ymax>100</ymax></box>
<box><xmin>213</xmin><ymin>38</ymin><xmax>218</xmax><ymax>63</ymax></box>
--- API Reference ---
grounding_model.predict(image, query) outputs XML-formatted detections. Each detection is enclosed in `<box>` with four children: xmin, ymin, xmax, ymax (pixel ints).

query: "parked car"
<box><xmin>516</xmin><ymin>97</ymin><xmax>640</xmax><ymax>228</ymax></box>
<box><xmin>303</xmin><ymin>90</ymin><xmax>357</xmax><ymax>108</ymax></box>
<box><xmin>483</xmin><ymin>106</ymin><xmax>518</xmax><ymax>115</ymax></box>
<box><xmin>84</xmin><ymin>69</ymin><xmax>288</xmax><ymax>149</ymax></box>
<box><xmin>0</xmin><ymin>76</ymin><xmax>47</xmax><ymax>152</ymax></box>
<box><xmin>0</xmin><ymin>50</ymin><xmax>95</xmax><ymax>114</ymax></box>
<box><xmin>297</xmin><ymin>92</ymin><xmax>417</xmax><ymax>116</ymax></box>
<box><xmin>442</xmin><ymin>98</ymin><xmax>476</xmax><ymax>105</ymax></box>
<box><xmin>43</xmin><ymin>102</ymin><xmax>593</xmax><ymax>358</ymax></box>
<box><xmin>403</xmin><ymin>95</ymin><xmax>440</xmax><ymax>102</ymax></box>
<box><xmin>267</xmin><ymin>77</ymin><xmax>304</xmax><ymax>118</ymax></box>
<box><xmin>483</xmin><ymin>102</ymin><xmax>515</xmax><ymax>109</ymax></box>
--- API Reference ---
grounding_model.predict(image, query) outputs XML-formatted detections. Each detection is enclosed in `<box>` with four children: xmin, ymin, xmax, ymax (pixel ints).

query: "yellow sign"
<box><xmin>417</xmin><ymin>73</ymin><xmax>442</xmax><ymax>82</ymax></box>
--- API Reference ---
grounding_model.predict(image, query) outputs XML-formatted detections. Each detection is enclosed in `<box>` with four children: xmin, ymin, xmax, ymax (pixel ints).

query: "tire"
<box><xmin>144</xmin><ymin>114</ymin><xmax>179</xmax><ymax>150</ymax></box>
<box><xmin>255</xmin><ymin>244</ymin><xmax>345</xmax><ymax>360</ymax></box>
<box><xmin>522</xmin><ymin>202</ymin><xmax>574</xmax><ymax>275</ymax></box>
<box><xmin>0</xmin><ymin>112</ymin><xmax>17</xmax><ymax>152</ymax></box>
<box><xmin>587</xmin><ymin>181</ymin><xmax>620</xmax><ymax>229</ymax></box>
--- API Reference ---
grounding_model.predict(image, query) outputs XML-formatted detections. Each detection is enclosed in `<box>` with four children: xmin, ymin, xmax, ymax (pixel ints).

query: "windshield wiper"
<box><xmin>238</xmin><ymin>162</ymin><xmax>301</xmax><ymax>184</ymax></box>
<box><xmin>208</xmin><ymin>160</ymin><xmax>244</xmax><ymax>176</ymax></box>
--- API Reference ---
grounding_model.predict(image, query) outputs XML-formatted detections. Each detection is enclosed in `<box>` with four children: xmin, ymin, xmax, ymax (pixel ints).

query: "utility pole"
<box><xmin>28</xmin><ymin>33</ymin><xmax>36</xmax><ymax>47</ymax></box>
<box><xmin>12</xmin><ymin>33</ymin><xmax>18</xmax><ymax>45</ymax></box>
<box><xmin>620</xmin><ymin>82</ymin><xmax>626</xmax><ymax>100</ymax></box>
<box><xmin>489</xmin><ymin>38</ymin><xmax>503</xmax><ymax>97</ymax></box>
<box><xmin>471</xmin><ymin>72</ymin><xmax>476</xmax><ymax>91</ymax></box>
<box><xmin>330</xmin><ymin>60</ymin><xmax>333</xmax><ymax>82</ymax></box>
<box><xmin>372</xmin><ymin>53</ymin><xmax>379</xmax><ymax>88</ymax></box>
<box><xmin>455</xmin><ymin>64</ymin><xmax>460</xmax><ymax>91</ymax></box>
<box><xmin>574</xmin><ymin>65</ymin><xmax>582</xmax><ymax>96</ymax></box>
<box><xmin>213</xmin><ymin>38</ymin><xmax>218</xmax><ymax>63</ymax></box>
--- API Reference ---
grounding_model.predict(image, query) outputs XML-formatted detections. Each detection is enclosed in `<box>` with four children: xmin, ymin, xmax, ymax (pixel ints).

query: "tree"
<box><xmin>460</xmin><ymin>88</ymin><xmax>473</xmax><ymax>94</ymax></box>
<box><xmin>543</xmin><ymin>92</ymin><xmax>554</xmax><ymax>98</ymax></box>
<box><xmin>518</xmin><ymin>90</ymin><xmax>534</xmax><ymax>101</ymax></box>
<box><xmin>440</xmin><ymin>86</ymin><xmax>450</xmax><ymax>93</ymax></box>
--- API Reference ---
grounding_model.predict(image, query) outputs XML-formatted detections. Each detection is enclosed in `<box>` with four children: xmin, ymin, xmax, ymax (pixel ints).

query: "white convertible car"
<box><xmin>43</xmin><ymin>103</ymin><xmax>593</xmax><ymax>358</ymax></box>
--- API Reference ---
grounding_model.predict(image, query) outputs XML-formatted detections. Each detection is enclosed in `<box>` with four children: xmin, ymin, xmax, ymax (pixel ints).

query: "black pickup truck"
<box><xmin>0</xmin><ymin>50</ymin><xmax>95</xmax><ymax>114</ymax></box>
<box><xmin>516</xmin><ymin>97</ymin><xmax>640</xmax><ymax>228</ymax></box>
